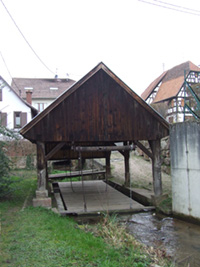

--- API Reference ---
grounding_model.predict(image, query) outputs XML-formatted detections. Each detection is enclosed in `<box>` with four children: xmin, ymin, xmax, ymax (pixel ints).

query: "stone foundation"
<box><xmin>33</xmin><ymin>197</ymin><xmax>52</xmax><ymax>208</ymax></box>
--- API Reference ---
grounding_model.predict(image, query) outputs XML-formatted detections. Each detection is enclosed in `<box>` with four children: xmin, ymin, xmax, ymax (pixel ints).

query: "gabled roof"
<box><xmin>0</xmin><ymin>75</ymin><xmax>38</xmax><ymax>117</ymax></box>
<box><xmin>141</xmin><ymin>71</ymin><xmax>167</xmax><ymax>100</ymax></box>
<box><xmin>20</xmin><ymin>62</ymin><xmax>169</xmax><ymax>143</ymax></box>
<box><xmin>11</xmin><ymin>77</ymin><xmax>76</xmax><ymax>99</ymax></box>
<box><xmin>141</xmin><ymin>61</ymin><xmax>200</xmax><ymax>103</ymax></box>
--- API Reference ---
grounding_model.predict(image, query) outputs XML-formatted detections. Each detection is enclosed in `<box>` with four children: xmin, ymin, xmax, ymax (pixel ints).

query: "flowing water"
<box><xmin>122</xmin><ymin>212</ymin><xmax>200</xmax><ymax>267</ymax></box>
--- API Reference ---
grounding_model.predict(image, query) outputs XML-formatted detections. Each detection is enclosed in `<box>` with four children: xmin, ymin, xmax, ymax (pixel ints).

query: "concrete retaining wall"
<box><xmin>170</xmin><ymin>122</ymin><xmax>200</xmax><ymax>220</ymax></box>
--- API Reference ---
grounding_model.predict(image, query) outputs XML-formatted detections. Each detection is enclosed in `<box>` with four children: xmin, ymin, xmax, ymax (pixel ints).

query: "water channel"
<box><xmin>121</xmin><ymin>212</ymin><xmax>200</xmax><ymax>267</ymax></box>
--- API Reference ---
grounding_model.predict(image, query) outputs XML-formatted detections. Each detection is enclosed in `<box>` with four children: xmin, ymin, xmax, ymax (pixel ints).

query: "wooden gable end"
<box><xmin>22</xmin><ymin>66</ymin><xmax>169</xmax><ymax>142</ymax></box>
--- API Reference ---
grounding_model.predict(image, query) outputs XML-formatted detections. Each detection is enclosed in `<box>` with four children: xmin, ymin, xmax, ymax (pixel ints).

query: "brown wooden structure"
<box><xmin>20</xmin><ymin>62</ymin><xmax>169</xmax><ymax>208</ymax></box>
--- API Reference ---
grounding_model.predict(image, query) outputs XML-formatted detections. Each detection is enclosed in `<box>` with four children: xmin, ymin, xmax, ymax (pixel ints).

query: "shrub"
<box><xmin>0</xmin><ymin>125</ymin><xmax>19</xmax><ymax>198</ymax></box>
<box><xmin>0</xmin><ymin>142</ymin><xmax>11</xmax><ymax>197</ymax></box>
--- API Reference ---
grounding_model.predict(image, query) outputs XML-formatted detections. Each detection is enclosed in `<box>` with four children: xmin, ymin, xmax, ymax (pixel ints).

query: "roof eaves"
<box><xmin>20</xmin><ymin>62</ymin><xmax>104</xmax><ymax>135</ymax></box>
<box><xmin>141</xmin><ymin>71</ymin><xmax>167</xmax><ymax>101</ymax></box>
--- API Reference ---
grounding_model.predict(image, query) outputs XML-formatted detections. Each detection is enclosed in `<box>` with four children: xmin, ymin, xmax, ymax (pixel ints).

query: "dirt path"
<box><xmin>110</xmin><ymin>151</ymin><xmax>171</xmax><ymax>194</ymax></box>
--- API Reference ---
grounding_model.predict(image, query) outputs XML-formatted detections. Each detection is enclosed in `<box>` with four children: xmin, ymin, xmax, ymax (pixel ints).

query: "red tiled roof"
<box><xmin>141</xmin><ymin>61</ymin><xmax>200</xmax><ymax>103</ymax></box>
<box><xmin>154</xmin><ymin>76</ymin><xmax>184</xmax><ymax>102</ymax></box>
<box><xmin>11</xmin><ymin>78</ymin><xmax>76</xmax><ymax>99</ymax></box>
<box><xmin>141</xmin><ymin>71</ymin><xmax>167</xmax><ymax>100</ymax></box>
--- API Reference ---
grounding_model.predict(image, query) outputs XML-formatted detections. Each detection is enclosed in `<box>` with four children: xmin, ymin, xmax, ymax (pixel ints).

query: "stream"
<box><xmin>122</xmin><ymin>212</ymin><xmax>200</xmax><ymax>267</ymax></box>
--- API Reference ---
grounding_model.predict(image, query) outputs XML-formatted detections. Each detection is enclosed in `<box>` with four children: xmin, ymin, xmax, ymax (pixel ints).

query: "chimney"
<box><xmin>26</xmin><ymin>90</ymin><xmax>32</xmax><ymax>105</ymax></box>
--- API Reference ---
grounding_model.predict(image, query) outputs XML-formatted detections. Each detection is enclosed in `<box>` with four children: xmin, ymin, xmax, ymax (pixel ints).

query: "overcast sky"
<box><xmin>1</xmin><ymin>0</ymin><xmax>200</xmax><ymax>95</ymax></box>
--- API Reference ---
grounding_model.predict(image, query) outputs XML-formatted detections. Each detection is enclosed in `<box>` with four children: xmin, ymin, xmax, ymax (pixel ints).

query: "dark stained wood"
<box><xmin>134</xmin><ymin>141</ymin><xmax>153</xmax><ymax>159</ymax></box>
<box><xmin>20</xmin><ymin>62</ymin><xmax>169</xmax><ymax>201</ymax></box>
<box><xmin>45</xmin><ymin>142</ymin><xmax>65</xmax><ymax>161</ymax></box>
<box><xmin>49</xmin><ymin>169</ymin><xmax>106</xmax><ymax>180</ymax></box>
<box><xmin>74</xmin><ymin>145</ymin><xmax>133</xmax><ymax>152</ymax></box>
<box><xmin>124</xmin><ymin>151</ymin><xmax>130</xmax><ymax>187</ymax></box>
<box><xmin>45</xmin><ymin>142</ymin><xmax>108</xmax><ymax>160</ymax></box>
<box><xmin>21</xmin><ymin>63</ymin><xmax>169</xmax><ymax>143</ymax></box>
<box><xmin>105</xmin><ymin>152</ymin><xmax>111</xmax><ymax>177</ymax></box>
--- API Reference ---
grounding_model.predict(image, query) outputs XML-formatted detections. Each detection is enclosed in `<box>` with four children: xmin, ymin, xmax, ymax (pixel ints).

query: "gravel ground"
<box><xmin>109</xmin><ymin>151</ymin><xmax>172</xmax><ymax>194</ymax></box>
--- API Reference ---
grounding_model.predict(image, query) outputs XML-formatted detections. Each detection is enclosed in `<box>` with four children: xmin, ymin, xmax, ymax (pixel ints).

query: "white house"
<box><xmin>0</xmin><ymin>75</ymin><xmax>37</xmax><ymax>130</ymax></box>
<box><xmin>11</xmin><ymin>76</ymin><xmax>75</xmax><ymax>112</ymax></box>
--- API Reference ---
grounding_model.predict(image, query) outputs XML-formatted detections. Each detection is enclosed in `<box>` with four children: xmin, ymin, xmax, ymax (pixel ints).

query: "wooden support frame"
<box><xmin>105</xmin><ymin>151</ymin><xmax>111</xmax><ymax>177</ymax></box>
<box><xmin>45</xmin><ymin>142</ymin><xmax>65</xmax><ymax>161</ymax></box>
<box><xmin>74</xmin><ymin>145</ymin><xmax>134</xmax><ymax>152</ymax></box>
<box><xmin>149</xmin><ymin>139</ymin><xmax>162</xmax><ymax>196</ymax></box>
<box><xmin>124</xmin><ymin>150</ymin><xmax>130</xmax><ymax>187</ymax></box>
<box><xmin>134</xmin><ymin>141</ymin><xmax>153</xmax><ymax>159</ymax></box>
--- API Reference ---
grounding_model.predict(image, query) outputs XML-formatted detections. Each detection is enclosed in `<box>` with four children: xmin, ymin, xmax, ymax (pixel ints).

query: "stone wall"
<box><xmin>4</xmin><ymin>139</ymin><xmax>36</xmax><ymax>169</ymax></box>
<box><xmin>135</xmin><ymin>137</ymin><xmax>170</xmax><ymax>174</ymax></box>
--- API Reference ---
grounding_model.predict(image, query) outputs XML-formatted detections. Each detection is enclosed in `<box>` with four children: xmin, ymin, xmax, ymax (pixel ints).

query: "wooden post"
<box><xmin>33</xmin><ymin>141</ymin><xmax>52</xmax><ymax>208</ymax></box>
<box><xmin>105</xmin><ymin>152</ymin><xmax>111</xmax><ymax>177</ymax></box>
<box><xmin>149</xmin><ymin>139</ymin><xmax>162</xmax><ymax>196</ymax></box>
<box><xmin>124</xmin><ymin>150</ymin><xmax>130</xmax><ymax>187</ymax></box>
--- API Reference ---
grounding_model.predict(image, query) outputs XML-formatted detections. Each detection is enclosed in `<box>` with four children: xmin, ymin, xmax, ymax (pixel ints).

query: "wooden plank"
<box><xmin>49</xmin><ymin>169</ymin><xmax>106</xmax><ymax>180</ymax></box>
<box><xmin>54</xmin><ymin>180</ymin><xmax>145</xmax><ymax>215</ymax></box>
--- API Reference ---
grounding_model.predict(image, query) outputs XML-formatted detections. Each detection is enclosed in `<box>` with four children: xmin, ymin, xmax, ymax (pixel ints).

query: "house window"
<box><xmin>0</xmin><ymin>112</ymin><xmax>7</xmax><ymax>126</ymax></box>
<box><xmin>37</xmin><ymin>103</ymin><xmax>45</xmax><ymax>112</ymax></box>
<box><xmin>14</xmin><ymin>112</ymin><xmax>27</xmax><ymax>128</ymax></box>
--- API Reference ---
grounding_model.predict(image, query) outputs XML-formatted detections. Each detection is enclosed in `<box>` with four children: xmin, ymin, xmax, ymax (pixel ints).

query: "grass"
<box><xmin>50</xmin><ymin>169</ymin><xmax>81</xmax><ymax>182</ymax></box>
<box><xmin>0</xmin><ymin>169</ymin><xmax>172</xmax><ymax>267</ymax></box>
<box><xmin>157</xmin><ymin>197</ymin><xmax>172</xmax><ymax>215</ymax></box>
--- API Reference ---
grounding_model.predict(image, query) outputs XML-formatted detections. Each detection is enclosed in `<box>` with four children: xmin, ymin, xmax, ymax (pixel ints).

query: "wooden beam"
<box><xmin>45</xmin><ymin>142</ymin><xmax>65</xmax><ymax>161</ymax></box>
<box><xmin>124</xmin><ymin>150</ymin><xmax>130</xmax><ymax>187</ymax></box>
<box><xmin>149</xmin><ymin>140</ymin><xmax>162</xmax><ymax>196</ymax></box>
<box><xmin>134</xmin><ymin>141</ymin><xmax>153</xmax><ymax>159</ymax></box>
<box><xmin>105</xmin><ymin>152</ymin><xmax>111</xmax><ymax>177</ymax></box>
<box><xmin>74</xmin><ymin>145</ymin><xmax>134</xmax><ymax>152</ymax></box>
<box><xmin>49</xmin><ymin>169</ymin><xmax>106</xmax><ymax>180</ymax></box>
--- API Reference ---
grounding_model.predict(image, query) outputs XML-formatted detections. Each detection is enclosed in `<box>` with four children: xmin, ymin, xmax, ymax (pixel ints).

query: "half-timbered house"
<box><xmin>141</xmin><ymin>61</ymin><xmax>200</xmax><ymax>123</ymax></box>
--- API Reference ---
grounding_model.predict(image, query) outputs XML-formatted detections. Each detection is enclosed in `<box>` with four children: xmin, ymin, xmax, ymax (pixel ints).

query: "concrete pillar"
<box><xmin>170</xmin><ymin>122</ymin><xmax>200</xmax><ymax>220</ymax></box>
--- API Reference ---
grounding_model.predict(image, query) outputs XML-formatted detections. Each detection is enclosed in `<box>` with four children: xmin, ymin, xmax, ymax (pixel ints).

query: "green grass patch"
<box><xmin>0</xmin><ymin>207</ymin><xmax>155</xmax><ymax>267</ymax></box>
<box><xmin>158</xmin><ymin>196</ymin><xmax>172</xmax><ymax>215</ymax></box>
<box><xmin>0</xmin><ymin>169</ymin><xmax>172</xmax><ymax>267</ymax></box>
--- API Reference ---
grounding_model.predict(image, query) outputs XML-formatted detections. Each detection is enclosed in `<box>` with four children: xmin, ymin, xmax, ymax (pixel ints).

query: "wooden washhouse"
<box><xmin>20</xmin><ymin>62</ymin><xmax>169</xmax><ymax>215</ymax></box>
